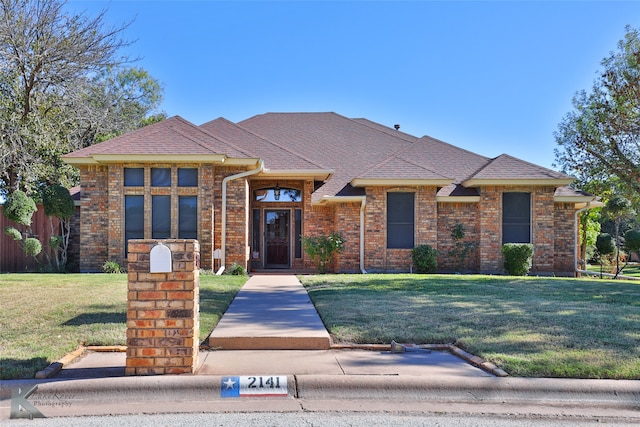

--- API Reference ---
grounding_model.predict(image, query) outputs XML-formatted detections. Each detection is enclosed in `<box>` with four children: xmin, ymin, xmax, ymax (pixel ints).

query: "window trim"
<box><xmin>502</xmin><ymin>191</ymin><xmax>532</xmax><ymax>244</ymax></box>
<box><xmin>386</xmin><ymin>191</ymin><xmax>415</xmax><ymax>249</ymax></box>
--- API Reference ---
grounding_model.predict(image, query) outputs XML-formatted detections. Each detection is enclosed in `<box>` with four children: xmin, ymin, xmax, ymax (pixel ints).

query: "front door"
<box><xmin>265</xmin><ymin>210</ymin><xmax>290</xmax><ymax>268</ymax></box>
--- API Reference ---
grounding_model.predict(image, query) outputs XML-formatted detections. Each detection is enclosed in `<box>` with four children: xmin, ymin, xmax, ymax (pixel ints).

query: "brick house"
<box><xmin>62</xmin><ymin>112</ymin><xmax>598</xmax><ymax>275</ymax></box>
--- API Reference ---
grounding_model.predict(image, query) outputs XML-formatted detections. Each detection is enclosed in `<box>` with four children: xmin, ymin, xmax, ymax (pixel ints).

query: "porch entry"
<box><xmin>265</xmin><ymin>210</ymin><xmax>290</xmax><ymax>268</ymax></box>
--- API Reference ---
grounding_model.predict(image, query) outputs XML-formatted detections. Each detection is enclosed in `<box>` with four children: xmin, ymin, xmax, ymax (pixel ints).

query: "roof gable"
<box><xmin>463</xmin><ymin>154</ymin><xmax>574</xmax><ymax>186</ymax></box>
<box><xmin>63</xmin><ymin>116</ymin><xmax>252</xmax><ymax>163</ymax></box>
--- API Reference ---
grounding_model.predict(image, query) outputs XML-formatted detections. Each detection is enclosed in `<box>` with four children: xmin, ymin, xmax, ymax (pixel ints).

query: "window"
<box><xmin>252</xmin><ymin>209</ymin><xmax>260</xmax><ymax>257</ymax></box>
<box><xmin>387</xmin><ymin>192</ymin><xmax>414</xmax><ymax>249</ymax></box>
<box><xmin>178</xmin><ymin>196</ymin><xmax>197</xmax><ymax>239</ymax></box>
<box><xmin>254</xmin><ymin>187</ymin><xmax>302</xmax><ymax>202</ymax></box>
<box><xmin>178</xmin><ymin>168</ymin><xmax>198</xmax><ymax>187</ymax></box>
<box><xmin>502</xmin><ymin>192</ymin><xmax>531</xmax><ymax>244</ymax></box>
<box><xmin>152</xmin><ymin>195</ymin><xmax>171</xmax><ymax>238</ymax></box>
<box><xmin>295</xmin><ymin>209</ymin><xmax>302</xmax><ymax>258</ymax></box>
<box><xmin>124</xmin><ymin>195</ymin><xmax>144</xmax><ymax>254</ymax></box>
<box><xmin>124</xmin><ymin>168</ymin><xmax>144</xmax><ymax>186</ymax></box>
<box><xmin>151</xmin><ymin>168</ymin><xmax>171</xmax><ymax>187</ymax></box>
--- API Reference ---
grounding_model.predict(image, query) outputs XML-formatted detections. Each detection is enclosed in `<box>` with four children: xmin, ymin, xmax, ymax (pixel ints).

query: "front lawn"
<box><xmin>0</xmin><ymin>273</ymin><xmax>245</xmax><ymax>380</ymax></box>
<box><xmin>586</xmin><ymin>263</ymin><xmax>640</xmax><ymax>278</ymax></box>
<box><xmin>300</xmin><ymin>274</ymin><xmax>640</xmax><ymax>379</ymax></box>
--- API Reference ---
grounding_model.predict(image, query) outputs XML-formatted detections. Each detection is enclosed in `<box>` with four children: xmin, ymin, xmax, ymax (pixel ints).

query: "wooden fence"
<box><xmin>0</xmin><ymin>205</ymin><xmax>80</xmax><ymax>273</ymax></box>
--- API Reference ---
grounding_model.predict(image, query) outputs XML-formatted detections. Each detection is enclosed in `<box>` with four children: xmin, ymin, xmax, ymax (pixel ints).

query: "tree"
<box><xmin>595</xmin><ymin>233</ymin><xmax>616</xmax><ymax>278</ymax></box>
<box><xmin>602</xmin><ymin>196</ymin><xmax>635</xmax><ymax>278</ymax></box>
<box><xmin>0</xmin><ymin>0</ymin><xmax>164</xmax><ymax>196</ymax></box>
<box><xmin>554</xmin><ymin>26</ymin><xmax>640</xmax><ymax>208</ymax></box>
<box><xmin>41</xmin><ymin>184</ymin><xmax>74</xmax><ymax>271</ymax></box>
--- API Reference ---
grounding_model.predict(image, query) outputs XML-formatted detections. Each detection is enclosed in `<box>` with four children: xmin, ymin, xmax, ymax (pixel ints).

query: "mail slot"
<box><xmin>150</xmin><ymin>243</ymin><xmax>172</xmax><ymax>273</ymax></box>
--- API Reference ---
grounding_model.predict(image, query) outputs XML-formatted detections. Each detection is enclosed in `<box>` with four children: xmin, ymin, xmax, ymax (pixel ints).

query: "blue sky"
<box><xmin>66</xmin><ymin>1</ymin><xmax>640</xmax><ymax>169</ymax></box>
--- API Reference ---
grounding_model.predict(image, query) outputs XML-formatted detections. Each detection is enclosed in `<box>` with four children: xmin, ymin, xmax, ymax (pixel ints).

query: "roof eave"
<box><xmin>313</xmin><ymin>195</ymin><xmax>366</xmax><ymax>206</ymax></box>
<box><xmin>351</xmin><ymin>178</ymin><xmax>453</xmax><ymax>187</ymax></box>
<box><xmin>436</xmin><ymin>196</ymin><xmax>481</xmax><ymax>203</ymax></box>
<box><xmin>261</xmin><ymin>169</ymin><xmax>334</xmax><ymax>181</ymax></box>
<box><xmin>63</xmin><ymin>154</ymin><xmax>229</xmax><ymax>165</ymax></box>
<box><xmin>462</xmin><ymin>178</ymin><xmax>575</xmax><ymax>187</ymax></box>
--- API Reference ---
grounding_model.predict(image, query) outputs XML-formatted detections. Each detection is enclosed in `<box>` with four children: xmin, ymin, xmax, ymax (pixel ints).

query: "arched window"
<box><xmin>254</xmin><ymin>186</ymin><xmax>302</xmax><ymax>202</ymax></box>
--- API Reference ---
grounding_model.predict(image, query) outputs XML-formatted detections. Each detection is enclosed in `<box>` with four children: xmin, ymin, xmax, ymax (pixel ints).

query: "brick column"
<box><xmin>126</xmin><ymin>239</ymin><xmax>200</xmax><ymax>375</ymax></box>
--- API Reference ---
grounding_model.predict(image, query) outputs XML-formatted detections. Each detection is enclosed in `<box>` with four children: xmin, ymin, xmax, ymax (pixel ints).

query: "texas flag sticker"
<box><xmin>221</xmin><ymin>376</ymin><xmax>288</xmax><ymax>398</ymax></box>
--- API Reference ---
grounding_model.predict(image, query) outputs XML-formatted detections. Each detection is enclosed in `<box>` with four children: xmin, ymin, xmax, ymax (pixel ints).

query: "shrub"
<box><xmin>2</xmin><ymin>190</ymin><xmax>37</xmax><ymax>226</ymax></box>
<box><xmin>302</xmin><ymin>232</ymin><xmax>345</xmax><ymax>274</ymax></box>
<box><xmin>225</xmin><ymin>263</ymin><xmax>247</xmax><ymax>276</ymax></box>
<box><xmin>23</xmin><ymin>238</ymin><xmax>42</xmax><ymax>257</ymax></box>
<box><xmin>502</xmin><ymin>243</ymin><xmax>533</xmax><ymax>276</ymax></box>
<box><xmin>411</xmin><ymin>244</ymin><xmax>438</xmax><ymax>273</ymax></box>
<box><xmin>4</xmin><ymin>226</ymin><xmax>22</xmax><ymax>241</ymax></box>
<box><xmin>102</xmin><ymin>260</ymin><xmax>123</xmax><ymax>274</ymax></box>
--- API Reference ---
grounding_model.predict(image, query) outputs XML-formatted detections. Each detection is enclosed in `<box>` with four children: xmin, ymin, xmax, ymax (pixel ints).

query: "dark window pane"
<box><xmin>124</xmin><ymin>168</ymin><xmax>144</xmax><ymax>186</ymax></box>
<box><xmin>178</xmin><ymin>196</ymin><xmax>197</xmax><ymax>239</ymax></box>
<box><xmin>125</xmin><ymin>195</ymin><xmax>144</xmax><ymax>254</ymax></box>
<box><xmin>295</xmin><ymin>209</ymin><xmax>302</xmax><ymax>258</ymax></box>
<box><xmin>151</xmin><ymin>168</ymin><xmax>171</xmax><ymax>187</ymax></box>
<box><xmin>178</xmin><ymin>168</ymin><xmax>198</xmax><ymax>187</ymax></box>
<box><xmin>252</xmin><ymin>209</ymin><xmax>260</xmax><ymax>256</ymax></box>
<box><xmin>387</xmin><ymin>192</ymin><xmax>414</xmax><ymax>249</ymax></box>
<box><xmin>502</xmin><ymin>192</ymin><xmax>531</xmax><ymax>244</ymax></box>
<box><xmin>152</xmin><ymin>195</ymin><xmax>171</xmax><ymax>238</ymax></box>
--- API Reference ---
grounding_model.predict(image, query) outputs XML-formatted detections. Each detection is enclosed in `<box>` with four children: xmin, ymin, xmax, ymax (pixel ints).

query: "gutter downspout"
<box><xmin>218</xmin><ymin>160</ymin><xmax>264</xmax><ymax>275</ymax></box>
<box><xmin>360</xmin><ymin>197</ymin><xmax>367</xmax><ymax>274</ymax></box>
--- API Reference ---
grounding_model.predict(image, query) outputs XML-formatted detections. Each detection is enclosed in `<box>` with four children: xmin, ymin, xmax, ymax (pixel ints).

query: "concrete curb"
<box><xmin>35</xmin><ymin>346</ymin><xmax>87</xmax><ymax>379</ymax></box>
<box><xmin>2</xmin><ymin>374</ymin><xmax>638</xmax><ymax>418</ymax></box>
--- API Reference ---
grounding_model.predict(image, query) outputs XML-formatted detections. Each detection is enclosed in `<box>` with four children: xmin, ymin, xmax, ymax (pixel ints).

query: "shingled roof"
<box><xmin>63</xmin><ymin>112</ymin><xmax>579</xmax><ymax>203</ymax></box>
<box><xmin>63</xmin><ymin>116</ymin><xmax>247</xmax><ymax>162</ymax></box>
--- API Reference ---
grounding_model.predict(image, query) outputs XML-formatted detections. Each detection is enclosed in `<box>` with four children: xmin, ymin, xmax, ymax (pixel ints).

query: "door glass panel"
<box><xmin>265</xmin><ymin>210</ymin><xmax>290</xmax><ymax>267</ymax></box>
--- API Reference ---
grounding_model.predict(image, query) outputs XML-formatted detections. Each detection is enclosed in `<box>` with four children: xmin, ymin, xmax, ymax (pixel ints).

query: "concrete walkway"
<box><xmin>208</xmin><ymin>275</ymin><xmax>331</xmax><ymax>350</ymax></box>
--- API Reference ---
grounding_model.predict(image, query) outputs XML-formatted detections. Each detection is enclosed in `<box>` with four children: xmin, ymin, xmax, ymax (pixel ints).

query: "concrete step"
<box><xmin>208</xmin><ymin>275</ymin><xmax>331</xmax><ymax>350</ymax></box>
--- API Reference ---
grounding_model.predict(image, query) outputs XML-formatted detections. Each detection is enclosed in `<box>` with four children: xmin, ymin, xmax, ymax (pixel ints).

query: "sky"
<box><xmin>65</xmin><ymin>0</ymin><xmax>640</xmax><ymax>170</ymax></box>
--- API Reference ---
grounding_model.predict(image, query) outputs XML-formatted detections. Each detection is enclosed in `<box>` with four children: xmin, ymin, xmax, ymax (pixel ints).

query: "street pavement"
<box><xmin>1</xmin><ymin>274</ymin><xmax>638</xmax><ymax>421</ymax></box>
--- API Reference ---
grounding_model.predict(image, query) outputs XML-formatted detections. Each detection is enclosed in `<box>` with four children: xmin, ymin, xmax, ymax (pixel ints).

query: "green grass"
<box><xmin>299</xmin><ymin>274</ymin><xmax>640</xmax><ymax>379</ymax></box>
<box><xmin>0</xmin><ymin>273</ymin><xmax>245</xmax><ymax>380</ymax></box>
<box><xmin>586</xmin><ymin>263</ymin><xmax>640</xmax><ymax>278</ymax></box>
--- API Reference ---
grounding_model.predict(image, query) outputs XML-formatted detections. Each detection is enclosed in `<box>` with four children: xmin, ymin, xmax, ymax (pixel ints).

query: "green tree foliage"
<box><xmin>0</xmin><ymin>0</ymin><xmax>165</xmax><ymax>195</ymax></box>
<box><xmin>595</xmin><ymin>233</ymin><xmax>616</xmax><ymax>277</ymax></box>
<box><xmin>624</xmin><ymin>229</ymin><xmax>640</xmax><ymax>259</ymax></box>
<box><xmin>41</xmin><ymin>184</ymin><xmax>75</xmax><ymax>270</ymax></box>
<box><xmin>554</xmin><ymin>26</ymin><xmax>640</xmax><ymax>209</ymax></box>
<box><xmin>2</xmin><ymin>189</ymin><xmax>36</xmax><ymax>225</ymax></box>
<box><xmin>302</xmin><ymin>232</ymin><xmax>345</xmax><ymax>274</ymax></box>
<box><xmin>603</xmin><ymin>196</ymin><xmax>635</xmax><ymax>277</ymax></box>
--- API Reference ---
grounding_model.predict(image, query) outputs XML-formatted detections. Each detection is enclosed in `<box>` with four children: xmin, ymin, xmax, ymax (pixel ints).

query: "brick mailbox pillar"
<box><xmin>126</xmin><ymin>239</ymin><xmax>200</xmax><ymax>375</ymax></box>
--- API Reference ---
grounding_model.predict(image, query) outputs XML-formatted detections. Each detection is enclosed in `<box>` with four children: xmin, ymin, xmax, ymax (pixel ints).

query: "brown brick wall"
<box><xmin>79</xmin><ymin>165</ymin><xmax>109</xmax><ymax>272</ymax></box>
<box><xmin>437</xmin><ymin>202</ymin><xmax>480</xmax><ymax>272</ymax></box>
<box><xmin>554</xmin><ymin>203</ymin><xmax>576</xmax><ymax>275</ymax></box>
<box><xmin>335</xmin><ymin>203</ymin><xmax>361</xmax><ymax>273</ymax></box>
<box><xmin>126</xmin><ymin>239</ymin><xmax>200</xmax><ymax>375</ymax></box>
<box><xmin>76</xmin><ymin>163</ymin><xmax>578</xmax><ymax>275</ymax></box>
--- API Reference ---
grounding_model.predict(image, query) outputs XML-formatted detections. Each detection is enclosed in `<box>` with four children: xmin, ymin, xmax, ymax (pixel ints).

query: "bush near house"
<box><xmin>301</xmin><ymin>232</ymin><xmax>345</xmax><ymax>274</ymax></box>
<box><xmin>502</xmin><ymin>243</ymin><xmax>533</xmax><ymax>276</ymax></box>
<box><xmin>411</xmin><ymin>244</ymin><xmax>438</xmax><ymax>273</ymax></box>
